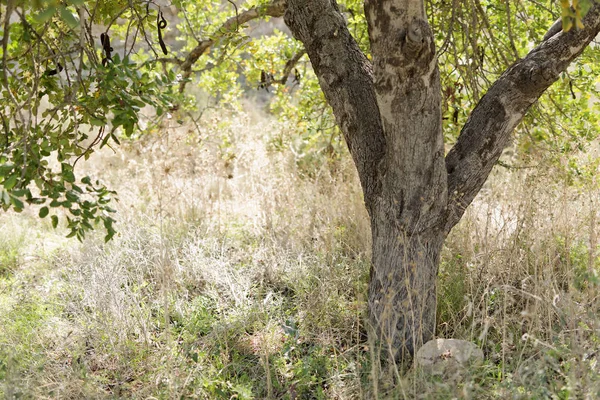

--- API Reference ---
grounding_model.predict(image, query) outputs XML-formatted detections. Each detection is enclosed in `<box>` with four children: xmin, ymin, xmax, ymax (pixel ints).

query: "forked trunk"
<box><xmin>369</xmin><ymin>215</ymin><xmax>445</xmax><ymax>362</ymax></box>
<box><xmin>285</xmin><ymin>0</ymin><xmax>447</xmax><ymax>364</ymax></box>
<box><xmin>284</xmin><ymin>0</ymin><xmax>600</xmax><ymax>365</ymax></box>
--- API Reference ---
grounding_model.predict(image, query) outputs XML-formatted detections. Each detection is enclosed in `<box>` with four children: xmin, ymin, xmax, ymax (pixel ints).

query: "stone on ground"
<box><xmin>415</xmin><ymin>338</ymin><xmax>484</xmax><ymax>376</ymax></box>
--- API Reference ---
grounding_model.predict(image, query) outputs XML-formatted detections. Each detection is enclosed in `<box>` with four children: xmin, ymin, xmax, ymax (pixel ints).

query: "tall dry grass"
<box><xmin>0</xmin><ymin>107</ymin><xmax>598</xmax><ymax>399</ymax></box>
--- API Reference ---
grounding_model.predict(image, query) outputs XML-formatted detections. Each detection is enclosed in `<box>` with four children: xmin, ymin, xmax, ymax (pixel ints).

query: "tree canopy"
<box><xmin>1</xmin><ymin>0</ymin><xmax>599</xmax><ymax>241</ymax></box>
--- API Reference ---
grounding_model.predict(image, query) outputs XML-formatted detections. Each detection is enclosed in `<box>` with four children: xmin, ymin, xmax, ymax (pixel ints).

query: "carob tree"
<box><xmin>2</xmin><ymin>0</ymin><xmax>600</xmax><ymax>364</ymax></box>
<box><xmin>280</xmin><ymin>0</ymin><xmax>600</xmax><ymax>362</ymax></box>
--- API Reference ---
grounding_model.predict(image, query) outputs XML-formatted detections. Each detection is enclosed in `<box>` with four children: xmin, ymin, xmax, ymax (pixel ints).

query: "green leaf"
<box><xmin>562</xmin><ymin>16</ymin><xmax>574</xmax><ymax>33</ymax></box>
<box><xmin>72</xmin><ymin>184</ymin><xmax>84</xmax><ymax>194</ymax></box>
<box><xmin>89</xmin><ymin>117</ymin><xmax>107</xmax><ymax>126</ymax></box>
<box><xmin>3</xmin><ymin>174</ymin><xmax>18</xmax><ymax>190</ymax></box>
<box><xmin>59</xmin><ymin>6</ymin><xmax>79</xmax><ymax>29</ymax></box>
<box><xmin>34</xmin><ymin>6</ymin><xmax>57</xmax><ymax>23</ymax></box>
<box><xmin>1</xmin><ymin>190</ymin><xmax>9</xmax><ymax>205</ymax></box>
<box><xmin>39</xmin><ymin>206</ymin><xmax>49</xmax><ymax>218</ymax></box>
<box><xmin>12</xmin><ymin>189</ymin><xmax>28</xmax><ymax>197</ymax></box>
<box><xmin>10</xmin><ymin>195</ymin><xmax>24</xmax><ymax>211</ymax></box>
<box><xmin>579</xmin><ymin>0</ymin><xmax>594</xmax><ymax>16</ymax></box>
<box><xmin>103</xmin><ymin>217</ymin><xmax>113</xmax><ymax>230</ymax></box>
<box><xmin>0</xmin><ymin>163</ymin><xmax>14</xmax><ymax>177</ymax></box>
<box><xmin>66</xmin><ymin>190</ymin><xmax>79</xmax><ymax>202</ymax></box>
<box><xmin>124</xmin><ymin>121</ymin><xmax>134</xmax><ymax>137</ymax></box>
<box><xmin>51</xmin><ymin>215</ymin><xmax>59</xmax><ymax>228</ymax></box>
<box><xmin>22</xmin><ymin>24</ymin><xmax>32</xmax><ymax>42</ymax></box>
<box><xmin>104</xmin><ymin>231</ymin><xmax>115</xmax><ymax>242</ymax></box>
<box><xmin>63</xmin><ymin>171</ymin><xmax>76</xmax><ymax>183</ymax></box>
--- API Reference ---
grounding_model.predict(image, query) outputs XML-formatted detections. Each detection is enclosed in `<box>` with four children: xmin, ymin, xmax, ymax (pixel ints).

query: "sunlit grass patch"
<box><xmin>1</xmin><ymin>109</ymin><xmax>599</xmax><ymax>398</ymax></box>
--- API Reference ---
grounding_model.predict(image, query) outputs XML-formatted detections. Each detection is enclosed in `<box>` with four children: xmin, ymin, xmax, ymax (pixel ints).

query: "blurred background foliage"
<box><xmin>1</xmin><ymin>0</ymin><xmax>600</xmax><ymax>232</ymax></box>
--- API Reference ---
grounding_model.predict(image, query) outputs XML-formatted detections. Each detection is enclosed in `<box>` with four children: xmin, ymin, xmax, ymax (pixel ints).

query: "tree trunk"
<box><xmin>369</xmin><ymin>217</ymin><xmax>445</xmax><ymax>361</ymax></box>
<box><xmin>285</xmin><ymin>0</ymin><xmax>447</xmax><ymax>364</ymax></box>
<box><xmin>284</xmin><ymin>0</ymin><xmax>600</xmax><ymax>364</ymax></box>
<box><xmin>364</xmin><ymin>0</ymin><xmax>448</xmax><ymax>362</ymax></box>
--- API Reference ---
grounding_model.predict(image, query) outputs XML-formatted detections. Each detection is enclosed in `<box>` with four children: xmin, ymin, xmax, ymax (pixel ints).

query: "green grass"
<box><xmin>0</xmin><ymin>111</ymin><xmax>599</xmax><ymax>398</ymax></box>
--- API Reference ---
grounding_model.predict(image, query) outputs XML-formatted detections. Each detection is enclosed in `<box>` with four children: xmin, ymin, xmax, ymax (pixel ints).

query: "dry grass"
<box><xmin>0</xmin><ymin>107</ymin><xmax>598</xmax><ymax>399</ymax></box>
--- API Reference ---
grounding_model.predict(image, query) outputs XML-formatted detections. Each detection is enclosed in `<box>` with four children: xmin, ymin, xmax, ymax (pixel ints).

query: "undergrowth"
<box><xmin>0</xmin><ymin>108</ymin><xmax>598</xmax><ymax>399</ymax></box>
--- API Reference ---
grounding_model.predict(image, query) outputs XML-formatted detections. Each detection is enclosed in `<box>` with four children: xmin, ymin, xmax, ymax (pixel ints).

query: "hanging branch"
<box><xmin>177</xmin><ymin>0</ymin><xmax>286</xmax><ymax>92</ymax></box>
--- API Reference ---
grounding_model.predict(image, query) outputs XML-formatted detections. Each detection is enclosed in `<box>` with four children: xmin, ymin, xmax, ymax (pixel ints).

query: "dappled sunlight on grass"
<box><xmin>1</xmin><ymin>109</ymin><xmax>599</xmax><ymax>398</ymax></box>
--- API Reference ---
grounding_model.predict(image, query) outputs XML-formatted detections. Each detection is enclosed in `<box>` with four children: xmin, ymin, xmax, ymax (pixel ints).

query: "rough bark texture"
<box><xmin>283</xmin><ymin>0</ymin><xmax>600</xmax><ymax>363</ymax></box>
<box><xmin>284</xmin><ymin>0</ymin><xmax>385</xmax><ymax>209</ymax></box>
<box><xmin>369</xmin><ymin>225</ymin><xmax>445</xmax><ymax>360</ymax></box>
<box><xmin>363</xmin><ymin>0</ymin><xmax>447</xmax><ymax>359</ymax></box>
<box><xmin>285</xmin><ymin>0</ymin><xmax>447</xmax><ymax>361</ymax></box>
<box><xmin>364</xmin><ymin>0</ymin><xmax>447</xmax><ymax>231</ymax></box>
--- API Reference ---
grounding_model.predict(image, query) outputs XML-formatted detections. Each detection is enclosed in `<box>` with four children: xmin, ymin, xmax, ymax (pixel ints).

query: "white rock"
<box><xmin>415</xmin><ymin>338</ymin><xmax>484</xmax><ymax>375</ymax></box>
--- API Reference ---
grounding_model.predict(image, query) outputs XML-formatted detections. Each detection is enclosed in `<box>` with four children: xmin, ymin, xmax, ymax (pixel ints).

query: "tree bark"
<box><xmin>283</xmin><ymin>0</ymin><xmax>385</xmax><ymax>209</ymax></box>
<box><xmin>363</xmin><ymin>0</ymin><xmax>447</xmax><ymax>361</ymax></box>
<box><xmin>369</xmin><ymin>221</ymin><xmax>445</xmax><ymax>360</ymax></box>
<box><xmin>284</xmin><ymin>0</ymin><xmax>600</xmax><ymax>364</ymax></box>
<box><xmin>286</xmin><ymin>0</ymin><xmax>446</xmax><ymax>362</ymax></box>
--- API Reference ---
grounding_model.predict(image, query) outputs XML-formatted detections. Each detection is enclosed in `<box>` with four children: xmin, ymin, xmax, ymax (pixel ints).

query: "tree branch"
<box><xmin>258</xmin><ymin>50</ymin><xmax>306</xmax><ymax>89</ymax></box>
<box><xmin>444</xmin><ymin>5</ymin><xmax>600</xmax><ymax>233</ymax></box>
<box><xmin>156</xmin><ymin>57</ymin><xmax>183</xmax><ymax>66</ymax></box>
<box><xmin>178</xmin><ymin>0</ymin><xmax>286</xmax><ymax>92</ymax></box>
<box><xmin>277</xmin><ymin>49</ymin><xmax>305</xmax><ymax>85</ymax></box>
<box><xmin>284</xmin><ymin>0</ymin><xmax>385</xmax><ymax>210</ymax></box>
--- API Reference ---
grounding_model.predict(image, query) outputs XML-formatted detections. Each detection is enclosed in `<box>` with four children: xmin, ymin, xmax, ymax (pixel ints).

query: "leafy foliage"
<box><xmin>561</xmin><ymin>0</ymin><xmax>596</xmax><ymax>31</ymax></box>
<box><xmin>2</xmin><ymin>0</ymin><xmax>600</xmax><ymax>240</ymax></box>
<box><xmin>0</xmin><ymin>0</ymin><xmax>177</xmax><ymax>240</ymax></box>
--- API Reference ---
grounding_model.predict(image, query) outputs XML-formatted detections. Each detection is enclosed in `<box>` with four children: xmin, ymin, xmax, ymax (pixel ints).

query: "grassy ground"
<box><xmin>0</xmin><ymin>109</ymin><xmax>599</xmax><ymax>399</ymax></box>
